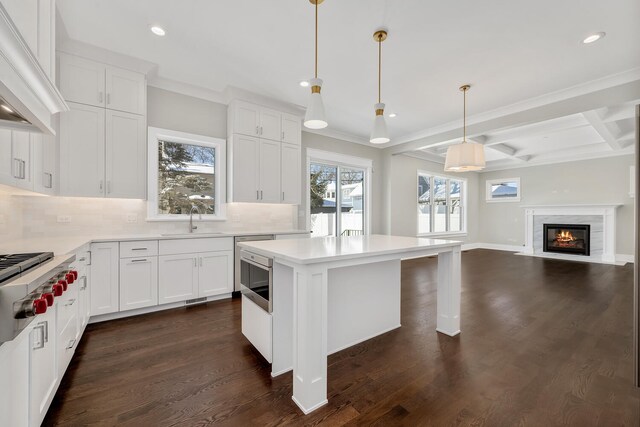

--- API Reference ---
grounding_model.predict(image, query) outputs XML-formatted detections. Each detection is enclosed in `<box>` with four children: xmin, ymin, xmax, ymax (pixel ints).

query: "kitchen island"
<box><xmin>238</xmin><ymin>234</ymin><xmax>462</xmax><ymax>414</ymax></box>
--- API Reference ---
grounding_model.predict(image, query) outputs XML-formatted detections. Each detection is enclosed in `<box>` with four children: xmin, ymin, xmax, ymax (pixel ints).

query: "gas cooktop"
<box><xmin>0</xmin><ymin>252</ymin><xmax>54</xmax><ymax>284</ymax></box>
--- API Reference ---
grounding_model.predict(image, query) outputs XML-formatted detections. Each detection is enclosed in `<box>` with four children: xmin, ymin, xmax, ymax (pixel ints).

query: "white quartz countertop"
<box><xmin>238</xmin><ymin>234</ymin><xmax>462</xmax><ymax>265</ymax></box>
<box><xmin>0</xmin><ymin>230</ymin><xmax>310</xmax><ymax>256</ymax></box>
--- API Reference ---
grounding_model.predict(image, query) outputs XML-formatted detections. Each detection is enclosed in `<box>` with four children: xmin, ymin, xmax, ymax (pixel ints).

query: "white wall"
<box><xmin>384</xmin><ymin>153</ymin><xmax>480</xmax><ymax>244</ymax></box>
<box><xmin>477</xmin><ymin>155</ymin><xmax>635</xmax><ymax>255</ymax></box>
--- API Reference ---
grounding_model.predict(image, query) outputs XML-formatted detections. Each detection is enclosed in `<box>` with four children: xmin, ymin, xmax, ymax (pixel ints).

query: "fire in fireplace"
<box><xmin>543</xmin><ymin>224</ymin><xmax>590</xmax><ymax>256</ymax></box>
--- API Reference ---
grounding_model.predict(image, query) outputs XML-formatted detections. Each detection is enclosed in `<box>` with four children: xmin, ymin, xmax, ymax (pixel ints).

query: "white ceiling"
<box><xmin>56</xmin><ymin>0</ymin><xmax>640</xmax><ymax>164</ymax></box>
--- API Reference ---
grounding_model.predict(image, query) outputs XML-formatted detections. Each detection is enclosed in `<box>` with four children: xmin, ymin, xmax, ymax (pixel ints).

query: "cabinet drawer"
<box><xmin>241</xmin><ymin>295</ymin><xmax>272</xmax><ymax>363</ymax></box>
<box><xmin>120</xmin><ymin>240</ymin><xmax>158</xmax><ymax>258</ymax></box>
<box><xmin>159</xmin><ymin>237</ymin><xmax>233</xmax><ymax>255</ymax></box>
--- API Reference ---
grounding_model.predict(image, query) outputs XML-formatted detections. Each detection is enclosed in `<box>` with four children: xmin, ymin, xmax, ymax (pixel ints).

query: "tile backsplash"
<box><xmin>0</xmin><ymin>192</ymin><xmax>298</xmax><ymax>240</ymax></box>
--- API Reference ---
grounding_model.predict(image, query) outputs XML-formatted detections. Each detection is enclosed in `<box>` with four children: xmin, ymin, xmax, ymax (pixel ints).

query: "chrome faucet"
<box><xmin>189</xmin><ymin>205</ymin><xmax>201</xmax><ymax>233</ymax></box>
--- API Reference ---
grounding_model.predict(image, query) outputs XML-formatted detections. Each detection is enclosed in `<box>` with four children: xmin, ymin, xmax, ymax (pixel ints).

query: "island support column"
<box><xmin>436</xmin><ymin>246</ymin><xmax>462</xmax><ymax>336</ymax></box>
<box><xmin>291</xmin><ymin>264</ymin><xmax>329</xmax><ymax>414</ymax></box>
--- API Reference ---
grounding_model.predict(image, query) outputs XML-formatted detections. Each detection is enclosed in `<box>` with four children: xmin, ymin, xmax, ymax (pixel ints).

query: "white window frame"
<box><xmin>306</xmin><ymin>148</ymin><xmax>372</xmax><ymax>236</ymax></box>
<box><xmin>416</xmin><ymin>170</ymin><xmax>467</xmax><ymax>237</ymax></box>
<box><xmin>485</xmin><ymin>177</ymin><xmax>521</xmax><ymax>203</ymax></box>
<box><xmin>147</xmin><ymin>126</ymin><xmax>226</xmax><ymax>221</ymax></box>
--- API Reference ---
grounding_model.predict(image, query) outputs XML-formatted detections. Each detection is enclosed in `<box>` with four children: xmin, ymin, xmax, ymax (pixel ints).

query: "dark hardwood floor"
<box><xmin>44</xmin><ymin>250</ymin><xmax>640</xmax><ymax>426</ymax></box>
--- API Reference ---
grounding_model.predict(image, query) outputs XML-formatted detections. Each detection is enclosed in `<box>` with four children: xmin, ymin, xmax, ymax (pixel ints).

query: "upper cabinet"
<box><xmin>227</xmin><ymin>100</ymin><xmax>302</xmax><ymax>204</ymax></box>
<box><xmin>57</xmin><ymin>54</ymin><xmax>147</xmax><ymax>199</ymax></box>
<box><xmin>58</xmin><ymin>53</ymin><xmax>146</xmax><ymax>115</ymax></box>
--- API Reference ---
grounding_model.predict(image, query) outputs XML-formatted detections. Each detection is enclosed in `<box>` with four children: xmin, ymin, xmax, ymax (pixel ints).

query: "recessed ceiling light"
<box><xmin>299</xmin><ymin>80</ymin><xmax>309</xmax><ymax>87</ymax></box>
<box><xmin>1</xmin><ymin>105</ymin><xmax>13</xmax><ymax>113</ymax></box>
<box><xmin>150</xmin><ymin>26</ymin><xmax>166</xmax><ymax>36</ymax></box>
<box><xmin>388</xmin><ymin>113</ymin><xmax>397</xmax><ymax>118</ymax></box>
<box><xmin>583</xmin><ymin>32</ymin><xmax>605</xmax><ymax>44</ymax></box>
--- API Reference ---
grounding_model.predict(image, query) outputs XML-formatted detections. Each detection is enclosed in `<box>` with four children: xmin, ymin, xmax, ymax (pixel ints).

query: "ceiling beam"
<box><xmin>385</xmin><ymin>80</ymin><xmax>640</xmax><ymax>155</ymax></box>
<box><xmin>582</xmin><ymin>110</ymin><xmax>622</xmax><ymax>150</ymax></box>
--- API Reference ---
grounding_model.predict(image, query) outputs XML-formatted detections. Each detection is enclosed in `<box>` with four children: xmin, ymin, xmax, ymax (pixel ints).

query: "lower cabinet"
<box><xmin>120</xmin><ymin>257</ymin><xmax>158</xmax><ymax>310</ymax></box>
<box><xmin>159</xmin><ymin>250</ymin><xmax>234</xmax><ymax>303</ymax></box>
<box><xmin>89</xmin><ymin>242</ymin><xmax>119</xmax><ymax>316</ymax></box>
<box><xmin>158</xmin><ymin>254</ymin><xmax>199</xmax><ymax>304</ymax></box>
<box><xmin>29</xmin><ymin>306</ymin><xmax>58</xmax><ymax>427</ymax></box>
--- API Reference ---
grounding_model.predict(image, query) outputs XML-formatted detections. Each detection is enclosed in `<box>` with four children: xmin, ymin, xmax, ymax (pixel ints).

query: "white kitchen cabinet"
<box><xmin>259</xmin><ymin>139</ymin><xmax>281</xmax><ymax>203</ymax></box>
<box><xmin>58</xmin><ymin>53</ymin><xmax>106</xmax><ymax>108</ymax></box>
<box><xmin>229</xmin><ymin>134</ymin><xmax>260</xmax><ymax>202</ymax></box>
<box><xmin>60</xmin><ymin>102</ymin><xmax>145</xmax><ymax>199</ymax></box>
<box><xmin>105</xmin><ymin>66</ymin><xmax>146</xmax><ymax>115</ymax></box>
<box><xmin>0</xmin><ymin>325</ymin><xmax>30</xmax><ymax>427</ymax></box>
<box><xmin>29</xmin><ymin>306</ymin><xmax>58</xmax><ymax>427</ymax></box>
<box><xmin>32</xmin><ymin>133</ymin><xmax>57</xmax><ymax>195</ymax></box>
<box><xmin>0</xmin><ymin>129</ymin><xmax>33</xmax><ymax>190</ymax></box>
<box><xmin>58</xmin><ymin>53</ymin><xmax>146</xmax><ymax>115</ymax></box>
<box><xmin>198</xmin><ymin>251</ymin><xmax>233</xmax><ymax>297</ymax></box>
<box><xmin>158</xmin><ymin>254</ymin><xmax>199</xmax><ymax>304</ymax></box>
<box><xmin>59</xmin><ymin>102</ymin><xmax>106</xmax><ymax>197</ymax></box>
<box><xmin>2</xmin><ymin>0</ymin><xmax>55</xmax><ymax>80</ymax></box>
<box><xmin>228</xmin><ymin>136</ymin><xmax>282</xmax><ymax>203</ymax></box>
<box><xmin>280</xmin><ymin>143</ymin><xmax>301</xmax><ymax>204</ymax></box>
<box><xmin>259</xmin><ymin>107</ymin><xmax>282</xmax><ymax>141</ymax></box>
<box><xmin>57</xmin><ymin>280</ymin><xmax>78</xmax><ymax>375</ymax></box>
<box><xmin>230</xmin><ymin>100</ymin><xmax>260</xmax><ymax>137</ymax></box>
<box><xmin>227</xmin><ymin>100</ymin><xmax>301</xmax><ymax>204</ymax></box>
<box><xmin>281</xmin><ymin>113</ymin><xmax>301</xmax><ymax>145</ymax></box>
<box><xmin>90</xmin><ymin>242</ymin><xmax>119</xmax><ymax>316</ymax></box>
<box><xmin>105</xmin><ymin>110</ymin><xmax>146</xmax><ymax>198</ymax></box>
<box><xmin>120</xmin><ymin>257</ymin><xmax>158</xmax><ymax>311</ymax></box>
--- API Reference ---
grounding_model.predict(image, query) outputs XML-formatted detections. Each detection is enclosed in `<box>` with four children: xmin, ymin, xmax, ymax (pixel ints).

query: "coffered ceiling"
<box><xmin>56</xmin><ymin>0</ymin><xmax>640</xmax><ymax>167</ymax></box>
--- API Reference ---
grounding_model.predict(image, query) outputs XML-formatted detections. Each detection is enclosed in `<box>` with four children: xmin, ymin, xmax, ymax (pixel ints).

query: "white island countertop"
<box><xmin>238</xmin><ymin>234</ymin><xmax>462</xmax><ymax>265</ymax></box>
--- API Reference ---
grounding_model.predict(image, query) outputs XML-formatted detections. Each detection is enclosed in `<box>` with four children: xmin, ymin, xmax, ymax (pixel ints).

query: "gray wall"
<box><xmin>478</xmin><ymin>155</ymin><xmax>635</xmax><ymax>255</ymax></box>
<box><xmin>301</xmin><ymin>132</ymin><xmax>385</xmax><ymax>234</ymax></box>
<box><xmin>147</xmin><ymin>86</ymin><xmax>227</xmax><ymax>138</ymax></box>
<box><xmin>385</xmin><ymin>153</ymin><xmax>480</xmax><ymax>244</ymax></box>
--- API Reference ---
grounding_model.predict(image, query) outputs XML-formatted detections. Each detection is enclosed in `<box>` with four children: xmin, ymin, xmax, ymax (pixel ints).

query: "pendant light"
<box><xmin>304</xmin><ymin>0</ymin><xmax>328</xmax><ymax>129</ymax></box>
<box><xmin>370</xmin><ymin>30</ymin><xmax>389</xmax><ymax>144</ymax></box>
<box><xmin>444</xmin><ymin>85</ymin><xmax>486</xmax><ymax>172</ymax></box>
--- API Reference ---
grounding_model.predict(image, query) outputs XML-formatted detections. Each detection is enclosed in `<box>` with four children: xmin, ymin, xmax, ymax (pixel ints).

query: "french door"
<box><xmin>309</xmin><ymin>162</ymin><xmax>366</xmax><ymax>237</ymax></box>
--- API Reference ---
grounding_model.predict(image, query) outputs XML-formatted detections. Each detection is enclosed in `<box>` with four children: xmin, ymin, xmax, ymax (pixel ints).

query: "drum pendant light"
<box><xmin>370</xmin><ymin>30</ymin><xmax>389</xmax><ymax>144</ymax></box>
<box><xmin>304</xmin><ymin>0</ymin><xmax>328</xmax><ymax>129</ymax></box>
<box><xmin>444</xmin><ymin>85</ymin><xmax>486</xmax><ymax>171</ymax></box>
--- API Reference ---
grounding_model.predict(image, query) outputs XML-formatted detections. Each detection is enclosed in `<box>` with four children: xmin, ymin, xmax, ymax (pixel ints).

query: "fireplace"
<box><xmin>543</xmin><ymin>224</ymin><xmax>590</xmax><ymax>256</ymax></box>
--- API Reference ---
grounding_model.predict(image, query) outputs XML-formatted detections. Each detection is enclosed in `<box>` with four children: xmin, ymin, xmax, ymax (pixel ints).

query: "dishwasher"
<box><xmin>234</xmin><ymin>235</ymin><xmax>274</xmax><ymax>296</ymax></box>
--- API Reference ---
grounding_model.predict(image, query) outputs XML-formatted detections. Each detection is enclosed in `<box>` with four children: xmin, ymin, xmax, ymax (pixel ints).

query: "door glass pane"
<box><xmin>339</xmin><ymin>168</ymin><xmax>364</xmax><ymax>236</ymax></box>
<box><xmin>310</xmin><ymin>163</ymin><xmax>337</xmax><ymax>237</ymax></box>
<box><xmin>433</xmin><ymin>177</ymin><xmax>447</xmax><ymax>232</ymax></box>
<box><xmin>450</xmin><ymin>179</ymin><xmax>462</xmax><ymax>232</ymax></box>
<box><xmin>158</xmin><ymin>140</ymin><xmax>215</xmax><ymax>214</ymax></box>
<box><xmin>417</xmin><ymin>175</ymin><xmax>431</xmax><ymax>234</ymax></box>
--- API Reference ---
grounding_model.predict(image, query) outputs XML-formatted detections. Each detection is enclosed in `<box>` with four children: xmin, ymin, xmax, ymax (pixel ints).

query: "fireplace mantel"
<box><xmin>521</xmin><ymin>204</ymin><xmax>622</xmax><ymax>264</ymax></box>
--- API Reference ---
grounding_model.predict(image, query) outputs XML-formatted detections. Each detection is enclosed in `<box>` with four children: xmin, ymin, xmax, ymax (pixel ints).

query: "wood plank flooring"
<box><xmin>44</xmin><ymin>249</ymin><xmax>640</xmax><ymax>426</ymax></box>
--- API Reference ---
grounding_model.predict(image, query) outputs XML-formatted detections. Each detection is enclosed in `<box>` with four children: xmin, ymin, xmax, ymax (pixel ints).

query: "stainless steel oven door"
<box><xmin>240</xmin><ymin>250</ymin><xmax>273</xmax><ymax>313</ymax></box>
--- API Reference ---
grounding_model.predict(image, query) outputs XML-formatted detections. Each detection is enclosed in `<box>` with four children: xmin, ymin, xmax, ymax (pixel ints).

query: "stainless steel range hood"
<box><xmin>0</xmin><ymin>4</ymin><xmax>68</xmax><ymax>134</ymax></box>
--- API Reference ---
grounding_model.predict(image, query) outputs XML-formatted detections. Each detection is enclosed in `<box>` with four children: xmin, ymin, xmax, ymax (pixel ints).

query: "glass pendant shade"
<box><xmin>304</xmin><ymin>78</ymin><xmax>328</xmax><ymax>129</ymax></box>
<box><xmin>370</xmin><ymin>102</ymin><xmax>389</xmax><ymax>144</ymax></box>
<box><xmin>444</xmin><ymin>141</ymin><xmax>486</xmax><ymax>172</ymax></box>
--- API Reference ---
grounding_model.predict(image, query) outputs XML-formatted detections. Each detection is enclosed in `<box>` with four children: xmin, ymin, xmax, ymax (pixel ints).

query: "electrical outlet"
<box><xmin>126</xmin><ymin>214</ymin><xmax>138</xmax><ymax>223</ymax></box>
<box><xmin>57</xmin><ymin>215</ymin><xmax>71</xmax><ymax>223</ymax></box>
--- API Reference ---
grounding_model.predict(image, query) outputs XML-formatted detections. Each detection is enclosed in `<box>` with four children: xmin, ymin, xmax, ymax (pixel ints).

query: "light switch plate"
<box><xmin>57</xmin><ymin>215</ymin><xmax>71</xmax><ymax>223</ymax></box>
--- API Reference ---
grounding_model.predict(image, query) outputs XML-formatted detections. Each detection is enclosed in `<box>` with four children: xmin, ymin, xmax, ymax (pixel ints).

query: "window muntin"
<box><xmin>417</xmin><ymin>173</ymin><xmax>466</xmax><ymax>235</ymax></box>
